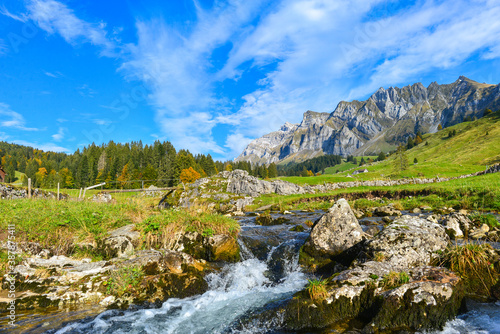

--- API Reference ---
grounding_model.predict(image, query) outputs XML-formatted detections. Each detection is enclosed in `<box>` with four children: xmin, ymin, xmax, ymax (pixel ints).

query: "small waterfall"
<box><xmin>55</xmin><ymin>236</ymin><xmax>307</xmax><ymax>334</ymax></box>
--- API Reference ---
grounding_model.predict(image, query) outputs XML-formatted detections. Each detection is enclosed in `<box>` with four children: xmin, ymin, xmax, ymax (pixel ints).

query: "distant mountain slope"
<box><xmin>236</xmin><ymin>76</ymin><xmax>500</xmax><ymax>164</ymax></box>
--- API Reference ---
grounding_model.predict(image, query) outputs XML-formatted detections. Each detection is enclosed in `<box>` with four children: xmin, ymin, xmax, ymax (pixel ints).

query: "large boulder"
<box><xmin>301</xmin><ymin>198</ymin><xmax>365</xmax><ymax>259</ymax></box>
<box><xmin>359</xmin><ymin>215</ymin><xmax>450</xmax><ymax>271</ymax></box>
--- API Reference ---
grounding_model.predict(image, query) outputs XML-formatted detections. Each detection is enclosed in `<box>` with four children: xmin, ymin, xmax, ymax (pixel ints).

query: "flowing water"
<box><xmin>20</xmin><ymin>211</ymin><xmax>500</xmax><ymax>333</ymax></box>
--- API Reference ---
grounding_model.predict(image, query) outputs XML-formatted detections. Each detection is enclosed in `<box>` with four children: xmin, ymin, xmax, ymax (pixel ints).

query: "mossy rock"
<box><xmin>206</xmin><ymin>235</ymin><xmax>240</xmax><ymax>263</ymax></box>
<box><xmin>290</xmin><ymin>225</ymin><xmax>305</xmax><ymax>232</ymax></box>
<box><xmin>367</xmin><ymin>281</ymin><xmax>465</xmax><ymax>332</ymax></box>
<box><xmin>283</xmin><ymin>286</ymin><xmax>376</xmax><ymax>331</ymax></box>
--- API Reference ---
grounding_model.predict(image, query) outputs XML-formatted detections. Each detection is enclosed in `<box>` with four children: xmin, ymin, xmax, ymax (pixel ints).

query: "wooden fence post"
<box><xmin>57</xmin><ymin>183</ymin><xmax>60</xmax><ymax>201</ymax></box>
<box><xmin>28</xmin><ymin>178</ymin><xmax>31</xmax><ymax>199</ymax></box>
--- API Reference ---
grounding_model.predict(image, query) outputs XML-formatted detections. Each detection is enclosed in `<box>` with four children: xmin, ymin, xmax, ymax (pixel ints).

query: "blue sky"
<box><xmin>1</xmin><ymin>0</ymin><xmax>500</xmax><ymax>160</ymax></box>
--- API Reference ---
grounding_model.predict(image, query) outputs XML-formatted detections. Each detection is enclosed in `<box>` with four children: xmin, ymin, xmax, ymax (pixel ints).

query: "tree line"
<box><xmin>0</xmin><ymin>141</ymin><xmax>222</xmax><ymax>189</ymax></box>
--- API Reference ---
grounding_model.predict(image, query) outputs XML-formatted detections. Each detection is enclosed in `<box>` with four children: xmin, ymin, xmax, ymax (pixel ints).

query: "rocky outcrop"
<box><xmin>283</xmin><ymin>266</ymin><xmax>463</xmax><ymax>332</ymax></box>
<box><xmin>301</xmin><ymin>199</ymin><xmax>365</xmax><ymax>258</ymax></box>
<box><xmin>165</xmin><ymin>231</ymin><xmax>240</xmax><ymax>263</ymax></box>
<box><xmin>1</xmin><ymin>249</ymin><xmax>207</xmax><ymax>312</ymax></box>
<box><xmin>237</xmin><ymin>77</ymin><xmax>500</xmax><ymax>164</ymax></box>
<box><xmin>98</xmin><ymin>224</ymin><xmax>141</xmax><ymax>258</ymax></box>
<box><xmin>226</xmin><ymin>170</ymin><xmax>306</xmax><ymax>197</ymax></box>
<box><xmin>359</xmin><ymin>216</ymin><xmax>449</xmax><ymax>271</ymax></box>
<box><xmin>443</xmin><ymin>213</ymin><xmax>470</xmax><ymax>239</ymax></box>
<box><xmin>286</xmin><ymin>203</ymin><xmax>461</xmax><ymax>333</ymax></box>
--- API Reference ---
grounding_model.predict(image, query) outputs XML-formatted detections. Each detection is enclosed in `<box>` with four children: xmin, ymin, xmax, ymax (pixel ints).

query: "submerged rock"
<box><xmin>373</xmin><ymin>205</ymin><xmax>402</xmax><ymax>217</ymax></box>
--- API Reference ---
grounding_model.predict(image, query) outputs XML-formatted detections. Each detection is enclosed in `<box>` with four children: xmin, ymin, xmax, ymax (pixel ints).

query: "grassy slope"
<box><xmin>277</xmin><ymin>112</ymin><xmax>500</xmax><ymax>185</ymax></box>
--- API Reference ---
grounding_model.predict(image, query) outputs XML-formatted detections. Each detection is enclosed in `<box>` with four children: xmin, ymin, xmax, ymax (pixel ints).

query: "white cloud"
<box><xmin>78</xmin><ymin>84</ymin><xmax>96</xmax><ymax>98</ymax></box>
<box><xmin>44</xmin><ymin>70</ymin><xmax>63</xmax><ymax>78</ymax></box>
<box><xmin>92</xmin><ymin>119</ymin><xmax>112</xmax><ymax>126</ymax></box>
<box><xmin>51</xmin><ymin>127</ymin><xmax>65</xmax><ymax>141</ymax></box>
<box><xmin>0</xmin><ymin>5</ymin><xmax>28</xmax><ymax>22</ymax></box>
<box><xmin>10</xmin><ymin>139</ymin><xmax>70</xmax><ymax>153</ymax></box>
<box><xmin>0</xmin><ymin>103</ymin><xmax>40</xmax><ymax>131</ymax></box>
<box><xmin>2</xmin><ymin>0</ymin><xmax>118</xmax><ymax>56</ymax></box>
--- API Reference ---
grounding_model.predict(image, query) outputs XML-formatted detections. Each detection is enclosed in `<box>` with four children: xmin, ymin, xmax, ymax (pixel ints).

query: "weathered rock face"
<box><xmin>98</xmin><ymin>224</ymin><xmax>141</xmax><ymax>258</ymax></box>
<box><xmin>360</xmin><ymin>216</ymin><xmax>450</xmax><ymax>271</ymax></box>
<box><xmin>283</xmin><ymin>266</ymin><xmax>463</xmax><ymax>332</ymax></box>
<box><xmin>225</xmin><ymin>170</ymin><xmax>306</xmax><ymax>197</ymax></box>
<box><xmin>302</xmin><ymin>199</ymin><xmax>365</xmax><ymax>258</ymax></box>
<box><xmin>236</xmin><ymin>76</ymin><xmax>500</xmax><ymax>164</ymax></box>
<box><xmin>167</xmin><ymin>231</ymin><xmax>240</xmax><ymax>263</ymax></box>
<box><xmin>1</xmin><ymin>249</ymin><xmax>207</xmax><ymax>312</ymax></box>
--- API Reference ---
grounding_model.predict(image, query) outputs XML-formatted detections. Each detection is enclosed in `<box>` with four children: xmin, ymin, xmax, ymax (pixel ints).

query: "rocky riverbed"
<box><xmin>3</xmin><ymin>199</ymin><xmax>500</xmax><ymax>333</ymax></box>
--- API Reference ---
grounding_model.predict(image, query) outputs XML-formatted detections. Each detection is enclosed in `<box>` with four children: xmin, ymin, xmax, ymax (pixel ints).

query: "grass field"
<box><xmin>250</xmin><ymin>172</ymin><xmax>500</xmax><ymax>212</ymax></box>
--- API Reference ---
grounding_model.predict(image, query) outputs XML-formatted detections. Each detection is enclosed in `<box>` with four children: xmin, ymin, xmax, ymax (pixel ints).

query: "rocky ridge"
<box><xmin>236</xmin><ymin>76</ymin><xmax>500</xmax><ymax>164</ymax></box>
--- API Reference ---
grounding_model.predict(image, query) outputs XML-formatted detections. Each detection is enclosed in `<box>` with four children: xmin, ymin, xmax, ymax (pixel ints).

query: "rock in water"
<box><xmin>360</xmin><ymin>215</ymin><xmax>449</xmax><ymax>271</ymax></box>
<box><xmin>302</xmin><ymin>198</ymin><xmax>364</xmax><ymax>258</ymax></box>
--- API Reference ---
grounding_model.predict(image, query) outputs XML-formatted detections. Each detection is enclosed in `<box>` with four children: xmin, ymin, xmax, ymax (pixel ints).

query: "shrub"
<box><xmin>306</xmin><ymin>279</ymin><xmax>328</xmax><ymax>301</ymax></box>
<box><xmin>105</xmin><ymin>265</ymin><xmax>144</xmax><ymax>297</ymax></box>
<box><xmin>437</xmin><ymin>243</ymin><xmax>498</xmax><ymax>296</ymax></box>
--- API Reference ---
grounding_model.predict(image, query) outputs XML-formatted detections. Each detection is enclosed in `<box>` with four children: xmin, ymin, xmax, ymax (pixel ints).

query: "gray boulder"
<box><xmin>302</xmin><ymin>198</ymin><xmax>365</xmax><ymax>258</ymax></box>
<box><xmin>443</xmin><ymin>213</ymin><xmax>471</xmax><ymax>238</ymax></box>
<box><xmin>99</xmin><ymin>224</ymin><xmax>141</xmax><ymax>258</ymax></box>
<box><xmin>373</xmin><ymin>205</ymin><xmax>402</xmax><ymax>217</ymax></box>
<box><xmin>361</xmin><ymin>215</ymin><xmax>449</xmax><ymax>271</ymax></box>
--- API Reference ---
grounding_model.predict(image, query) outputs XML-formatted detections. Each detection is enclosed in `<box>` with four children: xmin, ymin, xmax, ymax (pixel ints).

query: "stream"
<box><xmin>23</xmin><ymin>211</ymin><xmax>500</xmax><ymax>333</ymax></box>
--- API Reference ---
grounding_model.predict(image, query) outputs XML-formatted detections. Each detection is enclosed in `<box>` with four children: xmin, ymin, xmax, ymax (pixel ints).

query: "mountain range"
<box><xmin>236</xmin><ymin>76</ymin><xmax>500</xmax><ymax>165</ymax></box>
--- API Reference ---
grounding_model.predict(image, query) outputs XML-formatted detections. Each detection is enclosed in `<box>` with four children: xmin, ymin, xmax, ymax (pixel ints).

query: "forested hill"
<box><xmin>0</xmin><ymin>140</ymin><xmax>222</xmax><ymax>189</ymax></box>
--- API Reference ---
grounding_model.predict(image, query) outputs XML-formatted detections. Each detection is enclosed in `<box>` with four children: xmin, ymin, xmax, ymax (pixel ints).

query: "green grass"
<box><xmin>249</xmin><ymin>172</ymin><xmax>500</xmax><ymax>212</ymax></box>
<box><xmin>139</xmin><ymin>208</ymin><xmax>240</xmax><ymax>249</ymax></box>
<box><xmin>0</xmin><ymin>198</ymin><xmax>147</xmax><ymax>254</ymax></box>
<box><xmin>305</xmin><ymin>278</ymin><xmax>329</xmax><ymax>300</ymax></box>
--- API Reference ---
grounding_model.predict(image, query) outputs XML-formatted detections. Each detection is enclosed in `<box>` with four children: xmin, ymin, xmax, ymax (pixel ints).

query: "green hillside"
<box><xmin>278</xmin><ymin>111</ymin><xmax>500</xmax><ymax>184</ymax></box>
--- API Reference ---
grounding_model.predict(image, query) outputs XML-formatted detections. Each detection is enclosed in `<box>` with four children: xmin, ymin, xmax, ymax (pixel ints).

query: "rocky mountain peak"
<box><xmin>299</xmin><ymin>110</ymin><xmax>330</xmax><ymax>128</ymax></box>
<box><xmin>280</xmin><ymin>122</ymin><xmax>298</xmax><ymax>132</ymax></box>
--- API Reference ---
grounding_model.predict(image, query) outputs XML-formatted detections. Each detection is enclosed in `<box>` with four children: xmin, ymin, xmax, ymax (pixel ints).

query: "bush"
<box><xmin>306</xmin><ymin>279</ymin><xmax>328</xmax><ymax>300</ymax></box>
<box><xmin>437</xmin><ymin>243</ymin><xmax>498</xmax><ymax>296</ymax></box>
<box><xmin>105</xmin><ymin>265</ymin><xmax>144</xmax><ymax>297</ymax></box>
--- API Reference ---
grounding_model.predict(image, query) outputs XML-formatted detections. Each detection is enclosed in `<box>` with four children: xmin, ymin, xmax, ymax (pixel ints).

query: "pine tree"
<box><xmin>377</xmin><ymin>151</ymin><xmax>386</xmax><ymax>161</ymax></box>
<box><xmin>393</xmin><ymin>146</ymin><xmax>409</xmax><ymax>173</ymax></box>
<box><xmin>268</xmin><ymin>163</ymin><xmax>278</xmax><ymax>178</ymax></box>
